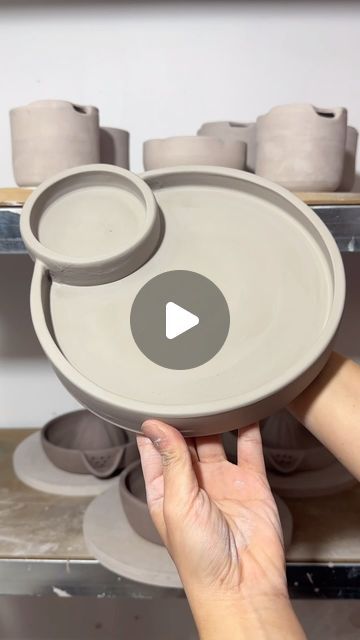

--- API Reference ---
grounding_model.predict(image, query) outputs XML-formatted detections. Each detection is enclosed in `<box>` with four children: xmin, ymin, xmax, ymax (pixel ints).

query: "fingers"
<box><xmin>137</xmin><ymin>434</ymin><xmax>167</xmax><ymax>540</ymax></box>
<box><xmin>195</xmin><ymin>435</ymin><xmax>227</xmax><ymax>463</ymax></box>
<box><xmin>136</xmin><ymin>435</ymin><xmax>164</xmax><ymax>504</ymax></box>
<box><xmin>141</xmin><ymin>420</ymin><xmax>199</xmax><ymax>507</ymax></box>
<box><xmin>237</xmin><ymin>422</ymin><xmax>266</xmax><ymax>475</ymax></box>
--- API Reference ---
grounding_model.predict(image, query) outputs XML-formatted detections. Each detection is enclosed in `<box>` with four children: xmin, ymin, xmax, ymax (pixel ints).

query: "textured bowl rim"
<box><xmin>30</xmin><ymin>165</ymin><xmax>346</xmax><ymax>419</ymax></box>
<box><xmin>144</xmin><ymin>135</ymin><xmax>246</xmax><ymax>147</ymax></box>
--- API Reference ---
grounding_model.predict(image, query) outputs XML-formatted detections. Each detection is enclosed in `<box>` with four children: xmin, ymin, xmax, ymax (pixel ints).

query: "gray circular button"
<box><xmin>130</xmin><ymin>270</ymin><xmax>230</xmax><ymax>370</ymax></box>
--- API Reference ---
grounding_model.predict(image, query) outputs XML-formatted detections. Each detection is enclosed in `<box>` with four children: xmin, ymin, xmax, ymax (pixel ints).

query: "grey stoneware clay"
<box><xmin>143</xmin><ymin>135</ymin><xmax>246</xmax><ymax>171</ymax></box>
<box><xmin>256</xmin><ymin>104</ymin><xmax>347</xmax><ymax>191</ymax></box>
<box><xmin>100</xmin><ymin>127</ymin><xmax>130</xmax><ymax>169</ymax></box>
<box><xmin>10</xmin><ymin>100</ymin><xmax>100</xmax><ymax>186</ymax></box>
<box><xmin>261</xmin><ymin>410</ymin><xmax>335</xmax><ymax>474</ymax></box>
<box><xmin>119</xmin><ymin>461</ymin><xmax>163</xmax><ymax>545</ymax></box>
<box><xmin>197</xmin><ymin>121</ymin><xmax>256</xmax><ymax>172</ymax></box>
<box><xmin>21</xmin><ymin>164</ymin><xmax>345</xmax><ymax>438</ymax></box>
<box><xmin>41</xmin><ymin>410</ymin><xmax>138</xmax><ymax>479</ymax></box>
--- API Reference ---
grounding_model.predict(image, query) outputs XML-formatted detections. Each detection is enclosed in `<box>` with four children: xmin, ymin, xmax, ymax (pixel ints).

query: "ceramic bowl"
<box><xmin>20</xmin><ymin>165</ymin><xmax>161</xmax><ymax>286</ymax></box>
<box><xmin>143</xmin><ymin>136</ymin><xmax>246</xmax><ymax>171</ymax></box>
<box><xmin>41</xmin><ymin>410</ymin><xmax>138</xmax><ymax>478</ymax></box>
<box><xmin>262</xmin><ymin>411</ymin><xmax>335</xmax><ymax>474</ymax></box>
<box><xmin>119</xmin><ymin>461</ymin><xmax>163</xmax><ymax>545</ymax></box>
<box><xmin>26</xmin><ymin>165</ymin><xmax>345</xmax><ymax>437</ymax></box>
<box><xmin>197</xmin><ymin>121</ymin><xmax>256</xmax><ymax>172</ymax></box>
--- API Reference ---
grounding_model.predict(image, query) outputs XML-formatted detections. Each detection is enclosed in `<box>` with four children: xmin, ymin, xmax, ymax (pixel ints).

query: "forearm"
<box><xmin>188</xmin><ymin>594</ymin><xmax>306</xmax><ymax>640</ymax></box>
<box><xmin>288</xmin><ymin>352</ymin><xmax>360</xmax><ymax>480</ymax></box>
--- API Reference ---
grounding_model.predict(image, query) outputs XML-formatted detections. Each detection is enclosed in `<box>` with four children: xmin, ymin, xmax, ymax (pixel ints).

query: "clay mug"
<box><xmin>256</xmin><ymin>104</ymin><xmax>347</xmax><ymax>191</ymax></box>
<box><xmin>143</xmin><ymin>135</ymin><xmax>246</xmax><ymax>171</ymax></box>
<box><xmin>10</xmin><ymin>99</ymin><xmax>100</xmax><ymax>186</ymax></box>
<box><xmin>100</xmin><ymin>127</ymin><xmax>130</xmax><ymax>169</ymax></box>
<box><xmin>197</xmin><ymin>121</ymin><xmax>256</xmax><ymax>172</ymax></box>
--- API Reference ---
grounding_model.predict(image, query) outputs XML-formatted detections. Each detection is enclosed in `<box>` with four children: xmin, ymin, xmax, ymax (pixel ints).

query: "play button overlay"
<box><xmin>166</xmin><ymin>302</ymin><xmax>199</xmax><ymax>340</ymax></box>
<box><xmin>130</xmin><ymin>270</ymin><xmax>230</xmax><ymax>370</ymax></box>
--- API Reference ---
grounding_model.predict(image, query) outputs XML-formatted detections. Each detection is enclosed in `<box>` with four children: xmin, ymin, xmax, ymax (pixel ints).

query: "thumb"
<box><xmin>141</xmin><ymin>420</ymin><xmax>198</xmax><ymax>508</ymax></box>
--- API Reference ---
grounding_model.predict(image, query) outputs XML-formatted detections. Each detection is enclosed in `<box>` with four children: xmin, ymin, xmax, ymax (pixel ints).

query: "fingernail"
<box><xmin>141</xmin><ymin>420</ymin><xmax>165</xmax><ymax>448</ymax></box>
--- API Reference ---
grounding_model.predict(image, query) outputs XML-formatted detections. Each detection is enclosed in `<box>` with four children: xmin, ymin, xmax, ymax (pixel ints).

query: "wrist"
<box><xmin>188</xmin><ymin>593</ymin><xmax>305</xmax><ymax>640</ymax></box>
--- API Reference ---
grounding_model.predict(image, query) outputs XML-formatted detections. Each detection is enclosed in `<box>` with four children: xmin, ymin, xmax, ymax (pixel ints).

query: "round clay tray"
<box><xmin>41</xmin><ymin>410</ymin><xmax>138</xmax><ymax>478</ymax></box>
<box><xmin>83</xmin><ymin>483</ymin><xmax>181</xmax><ymax>588</ymax></box>
<box><xmin>119</xmin><ymin>461</ymin><xmax>163</xmax><ymax>545</ymax></box>
<box><xmin>13</xmin><ymin>432</ymin><xmax>119</xmax><ymax>496</ymax></box>
<box><xmin>26</xmin><ymin>165</ymin><xmax>345</xmax><ymax>436</ymax></box>
<box><xmin>83</xmin><ymin>484</ymin><xmax>292</xmax><ymax>588</ymax></box>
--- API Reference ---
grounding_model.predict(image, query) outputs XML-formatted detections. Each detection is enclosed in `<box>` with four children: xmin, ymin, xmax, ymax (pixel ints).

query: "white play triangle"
<box><xmin>166</xmin><ymin>302</ymin><xmax>199</xmax><ymax>340</ymax></box>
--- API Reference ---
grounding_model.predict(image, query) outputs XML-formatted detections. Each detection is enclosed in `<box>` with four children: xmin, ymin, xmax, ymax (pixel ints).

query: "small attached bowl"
<box><xmin>143</xmin><ymin>136</ymin><xmax>246</xmax><ymax>171</ymax></box>
<box><xmin>20</xmin><ymin>164</ymin><xmax>161</xmax><ymax>286</ymax></box>
<box><xmin>119</xmin><ymin>461</ymin><xmax>163</xmax><ymax>545</ymax></box>
<box><xmin>41</xmin><ymin>410</ymin><xmax>138</xmax><ymax>479</ymax></box>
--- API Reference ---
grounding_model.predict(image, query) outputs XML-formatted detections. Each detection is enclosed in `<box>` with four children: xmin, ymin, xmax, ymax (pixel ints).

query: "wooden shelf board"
<box><xmin>2</xmin><ymin>187</ymin><xmax>360</xmax><ymax>208</ymax></box>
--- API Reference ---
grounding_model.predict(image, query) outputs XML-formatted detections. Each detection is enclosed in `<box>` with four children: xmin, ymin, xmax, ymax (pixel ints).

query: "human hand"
<box><xmin>137</xmin><ymin>420</ymin><xmax>305</xmax><ymax>639</ymax></box>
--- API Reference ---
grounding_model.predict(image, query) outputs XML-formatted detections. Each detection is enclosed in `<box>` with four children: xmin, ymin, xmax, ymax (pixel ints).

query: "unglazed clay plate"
<box><xmin>24</xmin><ymin>165</ymin><xmax>345</xmax><ymax>436</ymax></box>
<box><xmin>13</xmin><ymin>432</ymin><xmax>119</xmax><ymax>496</ymax></box>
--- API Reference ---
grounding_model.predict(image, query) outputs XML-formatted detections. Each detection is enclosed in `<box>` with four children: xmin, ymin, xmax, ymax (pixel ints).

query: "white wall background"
<box><xmin>0</xmin><ymin>1</ymin><xmax>359</xmax><ymax>426</ymax></box>
<box><xmin>1</xmin><ymin>1</ymin><xmax>360</xmax><ymax>181</ymax></box>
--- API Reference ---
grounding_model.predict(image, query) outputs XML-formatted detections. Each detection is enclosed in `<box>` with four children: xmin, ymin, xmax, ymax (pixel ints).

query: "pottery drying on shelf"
<box><xmin>262</xmin><ymin>410</ymin><xmax>357</xmax><ymax>497</ymax></box>
<box><xmin>83</xmin><ymin>481</ymin><xmax>293</xmax><ymax>588</ymax></box>
<box><xmin>143</xmin><ymin>136</ymin><xmax>246</xmax><ymax>170</ymax></box>
<box><xmin>119</xmin><ymin>461</ymin><xmax>162</xmax><ymax>545</ymax></box>
<box><xmin>41</xmin><ymin>410</ymin><xmax>138</xmax><ymax>478</ymax></box>
<box><xmin>338</xmin><ymin>126</ymin><xmax>358</xmax><ymax>192</ymax></box>
<box><xmin>100</xmin><ymin>127</ymin><xmax>129</xmax><ymax>169</ymax></box>
<box><xmin>256</xmin><ymin>104</ymin><xmax>347</xmax><ymax>191</ymax></box>
<box><xmin>83</xmin><ymin>484</ymin><xmax>181</xmax><ymax>588</ymax></box>
<box><xmin>266</xmin><ymin>459</ymin><xmax>357</xmax><ymax>499</ymax></box>
<box><xmin>262</xmin><ymin>411</ymin><xmax>335</xmax><ymax>474</ymax></box>
<box><xmin>10</xmin><ymin>100</ymin><xmax>100</xmax><ymax>186</ymax></box>
<box><xmin>13</xmin><ymin>432</ymin><xmax>119</xmax><ymax>496</ymax></box>
<box><xmin>22</xmin><ymin>164</ymin><xmax>345</xmax><ymax>437</ymax></box>
<box><xmin>197</xmin><ymin>121</ymin><xmax>256</xmax><ymax>172</ymax></box>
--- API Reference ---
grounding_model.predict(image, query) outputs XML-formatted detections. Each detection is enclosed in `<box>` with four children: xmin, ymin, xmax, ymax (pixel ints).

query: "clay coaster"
<box><xmin>83</xmin><ymin>484</ymin><xmax>182</xmax><ymax>588</ymax></box>
<box><xmin>13</xmin><ymin>433</ymin><xmax>119</xmax><ymax>497</ymax></box>
<box><xmin>267</xmin><ymin>460</ymin><xmax>357</xmax><ymax>498</ymax></box>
